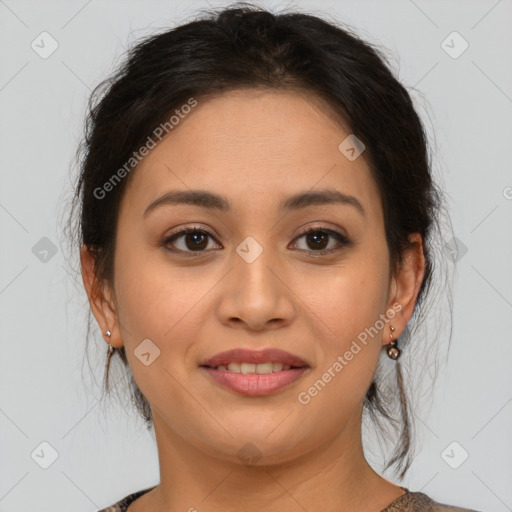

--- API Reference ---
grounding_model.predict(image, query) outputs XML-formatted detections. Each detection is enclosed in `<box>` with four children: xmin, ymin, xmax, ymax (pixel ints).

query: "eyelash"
<box><xmin>162</xmin><ymin>224</ymin><xmax>351</xmax><ymax>257</ymax></box>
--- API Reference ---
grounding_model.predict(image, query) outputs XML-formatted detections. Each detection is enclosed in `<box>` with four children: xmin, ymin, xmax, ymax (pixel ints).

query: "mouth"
<box><xmin>198</xmin><ymin>348</ymin><xmax>310</xmax><ymax>396</ymax></box>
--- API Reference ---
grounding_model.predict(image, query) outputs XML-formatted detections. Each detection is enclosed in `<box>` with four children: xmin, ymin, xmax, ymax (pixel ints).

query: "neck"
<box><xmin>139</xmin><ymin>406</ymin><xmax>404</xmax><ymax>512</ymax></box>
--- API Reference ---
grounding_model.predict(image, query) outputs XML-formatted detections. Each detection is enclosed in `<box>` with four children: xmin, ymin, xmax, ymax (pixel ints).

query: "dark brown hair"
<box><xmin>63</xmin><ymin>2</ymin><xmax>453</xmax><ymax>480</ymax></box>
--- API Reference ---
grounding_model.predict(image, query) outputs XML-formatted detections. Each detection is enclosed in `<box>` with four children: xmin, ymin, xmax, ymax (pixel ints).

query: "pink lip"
<box><xmin>201</xmin><ymin>366</ymin><xmax>310</xmax><ymax>396</ymax></box>
<box><xmin>199</xmin><ymin>348</ymin><xmax>309</xmax><ymax>368</ymax></box>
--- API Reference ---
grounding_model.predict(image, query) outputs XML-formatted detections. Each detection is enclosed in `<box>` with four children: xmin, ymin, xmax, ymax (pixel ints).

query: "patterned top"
<box><xmin>97</xmin><ymin>485</ymin><xmax>483</xmax><ymax>512</ymax></box>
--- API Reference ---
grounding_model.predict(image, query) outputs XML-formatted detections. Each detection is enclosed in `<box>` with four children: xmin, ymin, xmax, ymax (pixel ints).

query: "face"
<box><xmin>84</xmin><ymin>88</ymin><xmax>420</xmax><ymax>466</ymax></box>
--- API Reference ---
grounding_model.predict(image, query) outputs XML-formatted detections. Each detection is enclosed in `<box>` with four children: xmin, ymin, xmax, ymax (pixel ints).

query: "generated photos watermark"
<box><xmin>297</xmin><ymin>302</ymin><xmax>403</xmax><ymax>405</ymax></box>
<box><xmin>93</xmin><ymin>97</ymin><xmax>198</xmax><ymax>200</ymax></box>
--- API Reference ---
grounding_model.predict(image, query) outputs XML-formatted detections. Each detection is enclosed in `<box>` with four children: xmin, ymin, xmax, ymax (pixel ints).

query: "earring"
<box><xmin>386</xmin><ymin>325</ymin><xmax>401</xmax><ymax>360</ymax></box>
<box><xmin>104</xmin><ymin>330</ymin><xmax>115</xmax><ymax>356</ymax></box>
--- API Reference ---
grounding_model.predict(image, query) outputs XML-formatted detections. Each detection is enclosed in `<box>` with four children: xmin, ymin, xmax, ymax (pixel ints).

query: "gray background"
<box><xmin>0</xmin><ymin>0</ymin><xmax>511</xmax><ymax>511</ymax></box>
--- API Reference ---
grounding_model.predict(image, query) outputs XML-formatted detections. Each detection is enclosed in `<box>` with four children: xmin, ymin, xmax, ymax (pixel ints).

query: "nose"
<box><xmin>216</xmin><ymin>244</ymin><xmax>296</xmax><ymax>332</ymax></box>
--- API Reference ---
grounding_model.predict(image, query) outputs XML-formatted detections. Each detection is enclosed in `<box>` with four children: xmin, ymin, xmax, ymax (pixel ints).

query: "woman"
<box><xmin>68</xmin><ymin>3</ymin><xmax>482</xmax><ymax>511</ymax></box>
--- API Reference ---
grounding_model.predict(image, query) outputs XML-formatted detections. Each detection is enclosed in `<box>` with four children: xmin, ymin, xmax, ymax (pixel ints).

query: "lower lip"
<box><xmin>200</xmin><ymin>367</ymin><xmax>310</xmax><ymax>396</ymax></box>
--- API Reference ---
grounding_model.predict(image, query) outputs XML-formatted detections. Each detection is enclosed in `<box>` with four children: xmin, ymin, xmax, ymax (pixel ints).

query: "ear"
<box><xmin>80</xmin><ymin>244</ymin><xmax>123</xmax><ymax>349</ymax></box>
<box><xmin>383</xmin><ymin>233</ymin><xmax>426</xmax><ymax>346</ymax></box>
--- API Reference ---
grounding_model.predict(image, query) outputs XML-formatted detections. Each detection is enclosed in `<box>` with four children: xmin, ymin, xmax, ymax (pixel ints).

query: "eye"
<box><xmin>162</xmin><ymin>226</ymin><xmax>221</xmax><ymax>255</ymax></box>
<box><xmin>162</xmin><ymin>225</ymin><xmax>351</xmax><ymax>257</ymax></box>
<box><xmin>291</xmin><ymin>227</ymin><xmax>350</xmax><ymax>255</ymax></box>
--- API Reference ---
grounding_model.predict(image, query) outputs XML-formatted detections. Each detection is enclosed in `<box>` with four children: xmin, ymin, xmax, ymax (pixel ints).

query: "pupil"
<box><xmin>308</xmin><ymin>231</ymin><xmax>328</xmax><ymax>250</ymax></box>
<box><xmin>186</xmin><ymin>232</ymin><xmax>207</xmax><ymax>250</ymax></box>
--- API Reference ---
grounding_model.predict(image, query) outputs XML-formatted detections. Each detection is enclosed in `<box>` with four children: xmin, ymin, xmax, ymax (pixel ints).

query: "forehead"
<box><xmin>119</xmin><ymin>88</ymin><xmax>382</xmax><ymax>221</ymax></box>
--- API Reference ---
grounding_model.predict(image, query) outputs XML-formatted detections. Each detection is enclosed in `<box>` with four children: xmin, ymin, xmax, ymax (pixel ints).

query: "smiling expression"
<box><xmin>93</xmin><ymin>87</ymin><xmax>406</xmax><ymax>463</ymax></box>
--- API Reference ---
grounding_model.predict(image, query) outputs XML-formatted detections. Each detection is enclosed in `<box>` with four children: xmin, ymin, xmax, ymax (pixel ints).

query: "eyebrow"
<box><xmin>143</xmin><ymin>187</ymin><xmax>366</xmax><ymax>218</ymax></box>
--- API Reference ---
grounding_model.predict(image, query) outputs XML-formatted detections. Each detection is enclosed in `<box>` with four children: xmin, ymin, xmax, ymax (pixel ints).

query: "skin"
<box><xmin>81</xmin><ymin>88</ymin><xmax>425</xmax><ymax>512</ymax></box>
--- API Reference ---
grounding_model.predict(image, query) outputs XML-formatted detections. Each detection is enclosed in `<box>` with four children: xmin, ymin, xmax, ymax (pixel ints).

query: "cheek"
<box><xmin>304</xmin><ymin>286</ymin><xmax>386</xmax><ymax>417</ymax></box>
<box><xmin>112</xmin><ymin>240</ymin><xmax>179</xmax><ymax>340</ymax></box>
<box><xmin>111</xmin><ymin>247</ymin><xmax>210</xmax><ymax>403</ymax></box>
<box><xmin>113</xmin><ymin>241</ymin><xmax>217</xmax><ymax>350</ymax></box>
<box><xmin>313</xmin><ymin>255</ymin><xmax>389</xmax><ymax>338</ymax></box>
<box><xmin>307</xmin><ymin>252</ymin><xmax>389</xmax><ymax>397</ymax></box>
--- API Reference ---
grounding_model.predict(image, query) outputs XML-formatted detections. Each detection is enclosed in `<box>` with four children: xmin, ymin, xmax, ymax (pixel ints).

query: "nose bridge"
<box><xmin>234</xmin><ymin>234</ymin><xmax>278</xmax><ymax>300</ymax></box>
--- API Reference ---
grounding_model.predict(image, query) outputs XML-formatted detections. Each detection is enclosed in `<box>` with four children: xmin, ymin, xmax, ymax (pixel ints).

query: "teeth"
<box><xmin>272</xmin><ymin>362</ymin><xmax>288</xmax><ymax>372</ymax></box>
<box><xmin>214</xmin><ymin>362</ymin><xmax>292</xmax><ymax>373</ymax></box>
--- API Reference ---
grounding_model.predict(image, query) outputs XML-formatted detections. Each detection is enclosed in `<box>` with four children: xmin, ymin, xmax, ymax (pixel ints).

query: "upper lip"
<box><xmin>200</xmin><ymin>348</ymin><xmax>309</xmax><ymax>368</ymax></box>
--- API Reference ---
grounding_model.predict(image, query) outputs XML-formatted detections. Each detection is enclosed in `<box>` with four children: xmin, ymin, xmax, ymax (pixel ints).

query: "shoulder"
<box><xmin>382</xmin><ymin>490</ymin><xmax>483</xmax><ymax>512</ymax></box>
<box><xmin>97</xmin><ymin>485</ymin><xmax>157</xmax><ymax>512</ymax></box>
